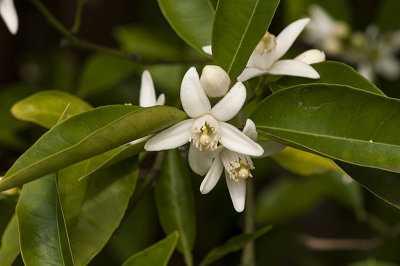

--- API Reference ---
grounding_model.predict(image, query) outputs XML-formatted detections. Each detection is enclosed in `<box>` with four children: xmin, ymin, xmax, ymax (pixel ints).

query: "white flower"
<box><xmin>0</xmin><ymin>0</ymin><xmax>18</xmax><ymax>35</ymax></box>
<box><xmin>129</xmin><ymin>70</ymin><xmax>165</xmax><ymax>145</ymax></box>
<box><xmin>294</xmin><ymin>49</ymin><xmax>326</xmax><ymax>65</ymax></box>
<box><xmin>306</xmin><ymin>5</ymin><xmax>349</xmax><ymax>55</ymax></box>
<box><xmin>189</xmin><ymin>119</ymin><xmax>285</xmax><ymax>212</ymax></box>
<box><xmin>203</xmin><ymin>18</ymin><xmax>321</xmax><ymax>82</ymax></box>
<box><xmin>145</xmin><ymin>67</ymin><xmax>264</xmax><ymax>157</ymax></box>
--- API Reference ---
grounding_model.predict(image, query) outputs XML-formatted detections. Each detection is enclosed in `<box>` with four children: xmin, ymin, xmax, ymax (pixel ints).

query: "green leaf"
<box><xmin>250</xmin><ymin>84</ymin><xmax>400</xmax><ymax>173</ymax></box>
<box><xmin>59</xmin><ymin>156</ymin><xmax>139</xmax><ymax>265</ymax></box>
<box><xmin>271</xmin><ymin>146</ymin><xmax>344</xmax><ymax>176</ymax></box>
<box><xmin>200</xmin><ymin>225</ymin><xmax>271</xmax><ymax>266</ymax></box>
<box><xmin>337</xmin><ymin>162</ymin><xmax>400</xmax><ymax>209</ymax></box>
<box><xmin>11</xmin><ymin>90</ymin><xmax>92</xmax><ymax>128</ymax></box>
<box><xmin>77</xmin><ymin>53</ymin><xmax>139</xmax><ymax>98</ymax></box>
<box><xmin>0</xmin><ymin>105</ymin><xmax>186</xmax><ymax>192</ymax></box>
<box><xmin>276</xmin><ymin>61</ymin><xmax>384</xmax><ymax>95</ymax></box>
<box><xmin>212</xmin><ymin>0</ymin><xmax>280</xmax><ymax>79</ymax></box>
<box><xmin>16</xmin><ymin>174</ymin><xmax>74</xmax><ymax>266</ymax></box>
<box><xmin>0</xmin><ymin>215</ymin><xmax>20</xmax><ymax>266</ymax></box>
<box><xmin>157</xmin><ymin>0</ymin><xmax>213</xmax><ymax>52</ymax></box>
<box><xmin>122</xmin><ymin>232</ymin><xmax>179</xmax><ymax>266</ymax></box>
<box><xmin>348</xmin><ymin>259</ymin><xmax>399</xmax><ymax>266</ymax></box>
<box><xmin>155</xmin><ymin>149</ymin><xmax>196</xmax><ymax>266</ymax></box>
<box><xmin>113</xmin><ymin>25</ymin><xmax>185</xmax><ymax>60</ymax></box>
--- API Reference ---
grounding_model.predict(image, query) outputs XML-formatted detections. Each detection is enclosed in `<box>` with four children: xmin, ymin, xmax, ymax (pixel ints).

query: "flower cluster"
<box><xmin>139</xmin><ymin>18</ymin><xmax>323</xmax><ymax>212</ymax></box>
<box><xmin>305</xmin><ymin>5</ymin><xmax>400</xmax><ymax>82</ymax></box>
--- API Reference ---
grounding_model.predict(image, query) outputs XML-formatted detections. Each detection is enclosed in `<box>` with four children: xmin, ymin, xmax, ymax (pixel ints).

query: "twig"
<box><xmin>298</xmin><ymin>234</ymin><xmax>382</xmax><ymax>251</ymax></box>
<box><xmin>71</xmin><ymin>0</ymin><xmax>87</xmax><ymax>34</ymax></box>
<box><xmin>241</xmin><ymin>180</ymin><xmax>256</xmax><ymax>266</ymax></box>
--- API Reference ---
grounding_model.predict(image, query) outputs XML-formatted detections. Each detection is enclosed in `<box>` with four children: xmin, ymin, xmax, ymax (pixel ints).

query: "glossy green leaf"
<box><xmin>276</xmin><ymin>61</ymin><xmax>384</xmax><ymax>95</ymax></box>
<box><xmin>59</xmin><ymin>156</ymin><xmax>139</xmax><ymax>265</ymax></box>
<box><xmin>77</xmin><ymin>53</ymin><xmax>139</xmax><ymax>97</ymax></box>
<box><xmin>337</xmin><ymin>162</ymin><xmax>400</xmax><ymax>209</ymax></box>
<box><xmin>122</xmin><ymin>232</ymin><xmax>179</xmax><ymax>266</ymax></box>
<box><xmin>212</xmin><ymin>0</ymin><xmax>280</xmax><ymax>79</ymax></box>
<box><xmin>251</xmin><ymin>84</ymin><xmax>400</xmax><ymax>173</ymax></box>
<box><xmin>200</xmin><ymin>225</ymin><xmax>271</xmax><ymax>266</ymax></box>
<box><xmin>0</xmin><ymin>105</ymin><xmax>186</xmax><ymax>192</ymax></box>
<box><xmin>0</xmin><ymin>215</ymin><xmax>20</xmax><ymax>266</ymax></box>
<box><xmin>155</xmin><ymin>149</ymin><xmax>196</xmax><ymax>266</ymax></box>
<box><xmin>11</xmin><ymin>90</ymin><xmax>92</xmax><ymax>128</ymax></box>
<box><xmin>271</xmin><ymin>146</ymin><xmax>344</xmax><ymax>176</ymax></box>
<box><xmin>157</xmin><ymin>0</ymin><xmax>213</xmax><ymax>51</ymax></box>
<box><xmin>16</xmin><ymin>174</ymin><xmax>74</xmax><ymax>266</ymax></box>
<box><xmin>114</xmin><ymin>25</ymin><xmax>185</xmax><ymax>60</ymax></box>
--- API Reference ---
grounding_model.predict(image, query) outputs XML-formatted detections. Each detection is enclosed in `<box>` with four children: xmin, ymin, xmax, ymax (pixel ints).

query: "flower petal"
<box><xmin>200</xmin><ymin>154</ymin><xmax>223</xmax><ymax>194</ymax></box>
<box><xmin>274</xmin><ymin>18</ymin><xmax>310</xmax><ymax>61</ymax></box>
<box><xmin>181</xmin><ymin>67</ymin><xmax>211</xmax><ymax>118</ymax></box>
<box><xmin>257</xmin><ymin>140</ymin><xmax>286</xmax><ymax>158</ymax></box>
<box><xmin>225</xmin><ymin>172</ymin><xmax>246</xmax><ymax>212</ymax></box>
<box><xmin>0</xmin><ymin>0</ymin><xmax>18</xmax><ymax>35</ymax></box>
<box><xmin>268</xmin><ymin>60</ymin><xmax>320</xmax><ymax>79</ymax></box>
<box><xmin>129</xmin><ymin>135</ymin><xmax>151</xmax><ymax>146</ymax></box>
<box><xmin>139</xmin><ymin>70</ymin><xmax>157</xmax><ymax>107</ymax></box>
<box><xmin>220</xmin><ymin>122</ymin><xmax>264</xmax><ymax>156</ymax></box>
<box><xmin>156</xmin><ymin>93</ymin><xmax>166</xmax><ymax>105</ymax></box>
<box><xmin>144</xmin><ymin>119</ymin><xmax>194</xmax><ymax>151</ymax></box>
<box><xmin>202</xmin><ymin>45</ymin><xmax>212</xmax><ymax>55</ymax></box>
<box><xmin>242</xmin><ymin>119</ymin><xmax>257</xmax><ymax>141</ymax></box>
<box><xmin>237</xmin><ymin>67</ymin><xmax>268</xmax><ymax>82</ymax></box>
<box><xmin>294</xmin><ymin>49</ymin><xmax>326</xmax><ymax>65</ymax></box>
<box><xmin>210</xmin><ymin>82</ymin><xmax>246</xmax><ymax>122</ymax></box>
<box><xmin>188</xmin><ymin>144</ymin><xmax>216</xmax><ymax>175</ymax></box>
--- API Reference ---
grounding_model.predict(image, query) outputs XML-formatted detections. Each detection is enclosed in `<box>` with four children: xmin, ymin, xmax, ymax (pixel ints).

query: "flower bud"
<box><xmin>200</xmin><ymin>65</ymin><xmax>231</xmax><ymax>97</ymax></box>
<box><xmin>294</xmin><ymin>49</ymin><xmax>326</xmax><ymax>64</ymax></box>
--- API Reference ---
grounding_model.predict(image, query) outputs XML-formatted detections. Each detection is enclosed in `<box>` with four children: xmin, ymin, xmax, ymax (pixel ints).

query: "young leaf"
<box><xmin>155</xmin><ymin>149</ymin><xmax>196</xmax><ymax>266</ymax></box>
<box><xmin>212</xmin><ymin>0</ymin><xmax>280</xmax><ymax>79</ymax></box>
<box><xmin>271</xmin><ymin>146</ymin><xmax>343</xmax><ymax>176</ymax></box>
<box><xmin>200</xmin><ymin>225</ymin><xmax>272</xmax><ymax>266</ymax></box>
<box><xmin>0</xmin><ymin>215</ymin><xmax>20</xmax><ymax>266</ymax></box>
<box><xmin>122</xmin><ymin>232</ymin><xmax>179</xmax><ymax>266</ymax></box>
<box><xmin>0</xmin><ymin>105</ymin><xmax>186</xmax><ymax>192</ymax></box>
<box><xmin>11</xmin><ymin>90</ymin><xmax>92</xmax><ymax>128</ymax></box>
<box><xmin>77</xmin><ymin>53</ymin><xmax>139</xmax><ymax>98</ymax></box>
<box><xmin>251</xmin><ymin>84</ymin><xmax>400</xmax><ymax>173</ymax></box>
<box><xmin>58</xmin><ymin>156</ymin><xmax>139</xmax><ymax>265</ymax></box>
<box><xmin>157</xmin><ymin>0</ymin><xmax>213</xmax><ymax>52</ymax></box>
<box><xmin>276</xmin><ymin>61</ymin><xmax>383</xmax><ymax>95</ymax></box>
<box><xmin>16</xmin><ymin>173</ymin><xmax>74</xmax><ymax>266</ymax></box>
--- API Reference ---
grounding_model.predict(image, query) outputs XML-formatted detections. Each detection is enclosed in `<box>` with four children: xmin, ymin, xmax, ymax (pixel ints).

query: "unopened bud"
<box><xmin>294</xmin><ymin>49</ymin><xmax>326</xmax><ymax>64</ymax></box>
<box><xmin>200</xmin><ymin>65</ymin><xmax>230</xmax><ymax>98</ymax></box>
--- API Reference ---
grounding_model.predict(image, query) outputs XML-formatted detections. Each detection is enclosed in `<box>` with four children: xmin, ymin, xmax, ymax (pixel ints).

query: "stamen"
<box><xmin>221</xmin><ymin>151</ymin><xmax>255</xmax><ymax>183</ymax></box>
<box><xmin>190</xmin><ymin>114</ymin><xmax>221</xmax><ymax>151</ymax></box>
<box><xmin>255</xmin><ymin>32</ymin><xmax>277</xmax><ymax>54</ymax></box>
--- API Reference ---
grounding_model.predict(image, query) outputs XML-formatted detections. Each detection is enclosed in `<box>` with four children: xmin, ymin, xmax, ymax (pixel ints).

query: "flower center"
<box><xmin>189</xmin><ymin>114</ymin><xmax>220</xmax><ymax>151</ymax></box>
<box><xmin>255</xmin><ymin>32</ymin><xmax>277</xmax><ymax>54</ymax></box>
<box><xmin>221</xmin><ymin>151</ymin><xmax>254</xmax><ymax>183</ymax></box>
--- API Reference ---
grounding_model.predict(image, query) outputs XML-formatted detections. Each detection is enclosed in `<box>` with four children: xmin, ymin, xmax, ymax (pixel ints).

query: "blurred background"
<box><xmin>1</xmin><ymin>0</ymin><xmax>400</xmax><ymax>265</ymax></box>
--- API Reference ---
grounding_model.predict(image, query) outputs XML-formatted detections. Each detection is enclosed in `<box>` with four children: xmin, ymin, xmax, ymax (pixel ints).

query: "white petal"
<box><xmin>188</xmin><ymin>144</ymin><xmax>216</xmax><ymax>176</ymax></box>
<box><xmin>139</xmin><ymin>70</ymin><xmax>157</xmax><ymax>107</ymax></box>
<box><xmin>220</xmin><ymin>122</ymin><xmax>264</xmax><ymax>157</ymax></box>
<box><xmin>180</xmin><ymin>67</ymin><xmax>211</xmax><ymax>118</ymax></box>
<box><xmin>210</xmin><ymin>82</ymin><xmax>246</xmax><ymax>122</ymax></box>
<box><xmin>242</xmin><ymin>119</ymin><xmax>257</xmax><ymax>141</ymax></box>
<box><xmin>274</xmin><ymin>18</ymin><xmax>310</xmax><ymax>60</ymax></box>
<box><xmin>200</xmin><ymin>154</ymin><xmax>223</xmax><ymax>194</ymax></box>
<box><xmin>202</xmin><ymin>45</ymin><xmax>212</xmax><ymax>55</ymax></box>
<box><xmin>268</xmin><ymin>60</ymin><xmax>320</xmax><ymax>79</ymax></box>
<box><xmin>294</xmin><ymin>49</ymin><xmax>326</xmax><ymax>65</ymax></box>
<box><xmin>225</xmin><ymin>172</ymin><xmax>246</xmax><ymax>212</ymax></box>
<box><xmin>0</xmin><ymin>0</ymin><xmax>18</xmax><ymax>35</ymax></box>
<box><xmin>257</xmin><ymin>140</ymin><xmax>286</xmax><ymax>158</ymax></box>
<box><xmin>129</xmin><ymin>135</ymin><xmax>150</xmax><ymax>145</ymax></box>
<box><xmin>357</xmin><ymin>64</ymin><xmax>374</xmax><ymax>82</ymax></box>
<box><xmin>144</xmin><ymin>119</ymin><xmax>194</xmax><ymax>151</ymax></box>
<box><xmin>237</xmin><ymin>67</ymin><xmax>268</xmax><ymax>82</ymax></box>
<box><xmin>156</xmin><ymin>93</ymin><xmax>166</xmax><ymax>105</ymax></box>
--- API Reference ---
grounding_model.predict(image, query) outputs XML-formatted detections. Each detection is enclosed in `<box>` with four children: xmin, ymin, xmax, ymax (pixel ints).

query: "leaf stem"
<box><xmin>71</xmin><ymin>0</ymin><xmax>86</xmax><ymax>34</ymax></box>
<box><xmin>241</xmin><ymin>180</ymin><xmax>256</xmax><ymax>266</ymax></box>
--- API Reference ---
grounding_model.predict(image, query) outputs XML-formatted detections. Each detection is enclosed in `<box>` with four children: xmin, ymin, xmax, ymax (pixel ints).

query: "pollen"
<box><xmin>255</xmin><ymin>32</ymin><xmax>277</xmax><ymax>54</ymax></box>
